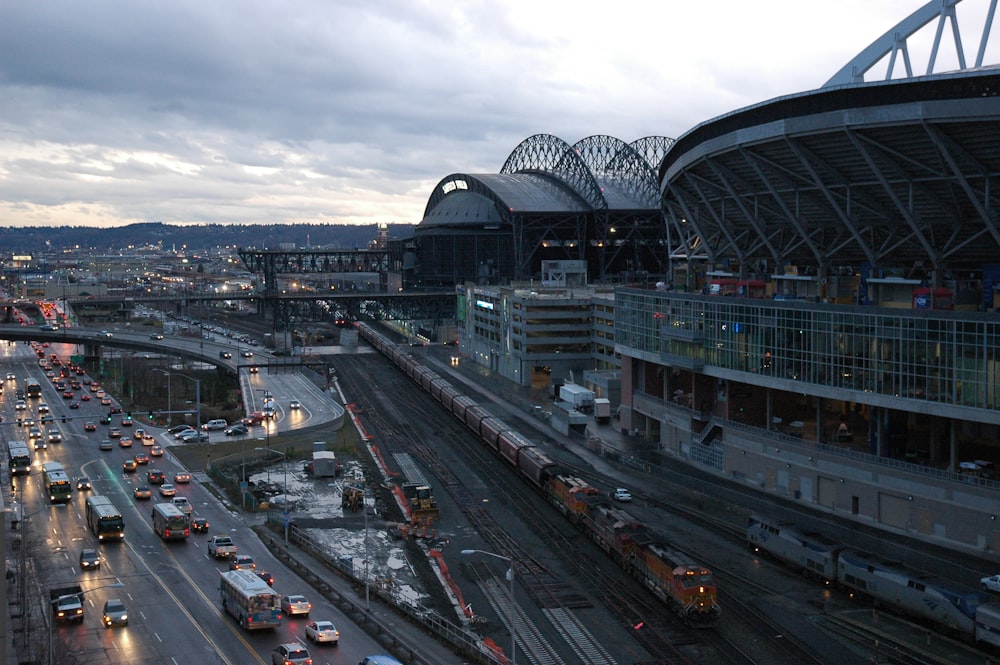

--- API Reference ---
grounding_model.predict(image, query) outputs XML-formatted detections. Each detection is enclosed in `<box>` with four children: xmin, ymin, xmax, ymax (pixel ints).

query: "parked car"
<box><xmin>983</xmin><ymin>574</ymin><xmax>1000</xmax><ymax>593</ymax></box>
<box><xmin>177</xmin><ymin>430</ymin><xmax>209</xmax><ymax>443</ymax></box>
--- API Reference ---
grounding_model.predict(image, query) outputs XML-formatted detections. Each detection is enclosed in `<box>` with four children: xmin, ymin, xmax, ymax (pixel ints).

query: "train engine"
<box><xmin>631</xmin><ymin>542</ymin><xmax>721</xmax><ymax>627</ymax></box>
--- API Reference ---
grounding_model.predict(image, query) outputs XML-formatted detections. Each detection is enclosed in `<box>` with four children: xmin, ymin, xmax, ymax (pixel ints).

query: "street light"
<box><xmin>152</xmin><ymin>368</ymin><xmax>201</xmax><ymax>430</ymax></box>
<box><xmin>47</xmin><ymin>581</ymin><xmax>125</xmax><ymax>665</ymax></box>
<box><xmin>461</xmin><ymin>549</ymin><xmax>517</xmax><ymax>665</ymax></box>
<box><xmin>255</xmin><ymin>446</ymin><xmax>289</xmax><ymax>544</ymax></box>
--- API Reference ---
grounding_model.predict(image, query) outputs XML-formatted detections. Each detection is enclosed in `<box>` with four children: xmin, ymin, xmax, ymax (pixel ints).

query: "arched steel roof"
<box><xmin>660</xmin><ymin>68</ymin><xmax>1000</xmax><ymax>271</ymax></box>
<box><xmin>421</xmin><ymin>172</ymin><xmax>590</xmax><ymax>226</ymax></box>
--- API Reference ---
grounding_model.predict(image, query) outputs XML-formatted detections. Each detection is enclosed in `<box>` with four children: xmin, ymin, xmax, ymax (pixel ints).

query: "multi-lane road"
<box><xmin>1</xmin><ymin>336</ymin><xmax>392</xmax><ymax>665</ymax></box>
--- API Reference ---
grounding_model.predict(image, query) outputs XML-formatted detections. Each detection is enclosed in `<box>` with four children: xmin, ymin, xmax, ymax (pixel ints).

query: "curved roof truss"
<box><xmin>500</xmin><ymin>134</ymin><xmax>608</xmax><ymax>210</ymax></box>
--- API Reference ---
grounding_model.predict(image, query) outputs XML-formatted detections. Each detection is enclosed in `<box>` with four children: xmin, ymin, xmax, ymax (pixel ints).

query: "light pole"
<box><xmin>255</xmin><ymin>446</ymin><xmax>289</xmax><ymax>543</ymax></box>
<box><xmin>47</xmin><ymin>582</ymin><xmax>124</xmax><ymax>665</ymax></box>
<box><xmin>152</xmin><ymin>368</ymin><xmax>172</xmax><ymax>427</ymax></box>
<box><xmin>461</xmin><ymin>549</ymin><xmax>516</xmax><ymax>665</ymax></box>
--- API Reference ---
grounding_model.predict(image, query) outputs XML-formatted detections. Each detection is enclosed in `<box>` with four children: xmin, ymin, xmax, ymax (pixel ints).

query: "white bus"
<box><xmin>219</xmin><ymin>570</ymin><xmax>282</xmax><ymax>630</ymax></box>
<box><xmin>85</xmin><ymin>495</ymin><xmax>125</xmax><ymax>542</ymax></box>
<box><xmin>151</xmin><ymin>502</ymin><xmax>189</xmax><ymax>541</ymax></box>
<box><xmin>7</xmin><ymin>441</ymin><xmax>31</xmax><ymax>476</ymax></box>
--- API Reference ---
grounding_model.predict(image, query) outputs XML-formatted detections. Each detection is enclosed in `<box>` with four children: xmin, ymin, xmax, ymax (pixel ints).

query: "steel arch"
<box><xmin>500</xmin><ymin>134</ymin><xmax>608</xmax><ymax>211</ymax></box>
<box><xmin>826</xmin><ymin>0</ymin><xmax>997</xmax><ymax>86</ymax></box>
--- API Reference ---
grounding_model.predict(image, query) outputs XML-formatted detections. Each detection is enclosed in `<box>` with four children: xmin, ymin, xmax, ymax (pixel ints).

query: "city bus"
<box><xmin>41</xmin><ymin>461</ymin><xmax>72</xmax><ymax>503</ymax></box>
<box><xmin>151</xmin><ymin>502</ymin><xmax>189</xmax><ymax>540</ymax></box>
<box><xmin>219</xmin><ymin>569</ymin><xmax>282</xmax><ymax>630</ymax></box>
<box><xmin>7</xmin><ymin>441</ymin><xmax>31</xmax><ymax>476</ymax></box>
<box><xmin>24</xmin><ymin>377</ymin><xmax>42</xmax><ymax>399</ymax></box>
<box><xmin>85</xmin><ymin>495</ymin><xmax>125</xmax><ymax>542</ymax></box>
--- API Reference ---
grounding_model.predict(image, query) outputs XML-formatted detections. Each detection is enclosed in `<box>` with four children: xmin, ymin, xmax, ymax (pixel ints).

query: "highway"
<box><xmin>1</xmin><ymin>336</ymin><xmax>394</xmax><ymax>664</ymax></box>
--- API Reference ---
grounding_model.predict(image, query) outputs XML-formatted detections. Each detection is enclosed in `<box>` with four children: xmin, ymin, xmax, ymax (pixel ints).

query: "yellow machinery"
<box><xmin>404</xmin><ymin>483</ymin><xmax>439</xmax><ymax>521</ymax></box>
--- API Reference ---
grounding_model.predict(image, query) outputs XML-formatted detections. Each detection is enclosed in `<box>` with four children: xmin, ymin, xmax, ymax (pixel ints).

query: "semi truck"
<box><xmin>50</xmin><ymin>585</ymin><xmax>84</xmax><ymax>622</ymax></box>
<box><xmin>557</xmin><ymin>383</ymin><xmax>596</xmax><ymax>412</ymax></box>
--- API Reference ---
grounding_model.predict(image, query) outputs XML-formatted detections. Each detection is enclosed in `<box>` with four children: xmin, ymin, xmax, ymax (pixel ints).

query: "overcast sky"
<box><xmin>1</xmin><ymin>1</ymin><xmax>995</xmax><ymax>229</ymax></box>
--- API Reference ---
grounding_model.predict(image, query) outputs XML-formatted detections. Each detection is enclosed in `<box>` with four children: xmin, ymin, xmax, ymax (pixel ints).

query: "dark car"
<box><xmin>224</xmin><ymin>423</ymin><xmax>248</xmax><ymax>436</ymax></box>
<box><xmin>133</xmin><ymin>485</ymin><xmax>152</xmax><ymax>500</ymax></box>
<box><xmin>79</xmin><ymin>548</ymin><xmax>101</xmax><ymax>569</ymax></box>
<box><xmin>146</xmin><ymin>469</ymin><xmax>165</xmax><ymax>485</ymax></box>
<box><xmin>256</xmin><ymin>571</ymin><xmax>274</xmax><ymax>586</ymax></box>
<box><xmin>191</xmin><ymin>517</ymin><xmax>210</xmax><ymax>533</ymax></box>
<box><xmin>75</xmin><ymin>477</ymin><xmax>92</xmax><ymax>491</ymax></box>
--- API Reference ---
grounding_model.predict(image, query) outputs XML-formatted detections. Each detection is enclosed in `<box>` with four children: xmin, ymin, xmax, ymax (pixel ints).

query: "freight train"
<box><xmin>746</xmin><ymin>514</ymin><xmax>1000</xmax><ymax>648</ymax></box>
<box><xmin>357</xmin><ymin>322</ymin><xmax>721</xmax><ymax>627</ymax></box>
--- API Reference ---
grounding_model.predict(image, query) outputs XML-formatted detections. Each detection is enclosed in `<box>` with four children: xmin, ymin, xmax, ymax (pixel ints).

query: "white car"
<box><xmin>289</xmin><ymin>400</ymin><xmax>301</xmax><ymax>410</ymax></box>
<box><xmin>613</xmin><ymin>488</ymin><xmax>633</xmax><ymax>502</ymax></box>
<box><xmin>280</xmin><ymin>594</ymin><xmax>311</xmax><ymax>616</ymax></box>
<box><xmin>304</xmin><ymin>620</ymin><xmax>339</xmax><ymax>644</ymax></box>
<box><xmin>983</xmin><ymin>574</ymin><xmax>1000</xmax><ymax>593</ymax></box>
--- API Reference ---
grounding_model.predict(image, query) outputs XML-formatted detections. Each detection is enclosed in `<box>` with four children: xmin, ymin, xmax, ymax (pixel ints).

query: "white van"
<box><xmin>201</xmin><ymin>419</ymin><xmax>228</xmax><ymax>431</ymax></box>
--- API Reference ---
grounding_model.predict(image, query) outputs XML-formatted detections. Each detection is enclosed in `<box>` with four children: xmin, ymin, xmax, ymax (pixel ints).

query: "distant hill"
<box><xmin>0</xmin><ymin>222</ymin><xmax>417</xmax><ymax>253</ymax></box>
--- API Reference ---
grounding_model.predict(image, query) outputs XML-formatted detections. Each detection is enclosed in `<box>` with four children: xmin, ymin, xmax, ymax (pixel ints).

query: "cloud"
<box><xmin>0</xmin><ymin>1</ymin><xmax>990</xmax><ymax>228</ymax></box>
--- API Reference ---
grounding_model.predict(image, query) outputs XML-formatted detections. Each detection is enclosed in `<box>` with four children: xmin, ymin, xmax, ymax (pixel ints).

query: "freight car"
<box><xmin>748</xmin><ymin>514</ymin><xmax>997</xmax><ymax>646</ymax></box>
<box><xmin>357</xmin><ymin>321</ymin><xmax>721</xmax><ymax>627</ymax></box>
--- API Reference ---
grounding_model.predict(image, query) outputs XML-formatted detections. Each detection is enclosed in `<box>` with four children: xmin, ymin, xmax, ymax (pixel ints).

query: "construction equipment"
<box><xmin>404</xmin><ymin>483</ymin><xmax>439</xmax><ymax>521</ymax></box>
<box><xmin>342</xmin><ymin>482</ymin><xmax>363</xmax><ymax>512</ymax></box>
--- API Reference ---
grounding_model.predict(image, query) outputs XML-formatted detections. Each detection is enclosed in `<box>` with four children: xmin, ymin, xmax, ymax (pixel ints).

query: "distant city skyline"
<box><xmin>2</xmin><ymin>2</ymin><xmax>995</xmax><ymax>229</ymax></box>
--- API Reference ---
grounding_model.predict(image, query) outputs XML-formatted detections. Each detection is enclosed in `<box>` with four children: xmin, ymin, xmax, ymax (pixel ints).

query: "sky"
<box><xmin>1</xmin><ymin>1</ymin><xmax>996</xmax><ymax>229</ymax></box>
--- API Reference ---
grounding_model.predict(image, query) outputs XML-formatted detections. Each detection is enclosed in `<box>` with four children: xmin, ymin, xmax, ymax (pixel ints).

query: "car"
<box><xmin>61</xmin><ymin>390</ymin><xmax>74</xmax><ymax>399</ymax></box>
<box><xmin>171</xmin><ymin>472</ymin><xmax>191</xmax><ymax>485</ymax></box>
<box><xmin>230</xmin><ymin>554</ymin><xmax>256</xmax><ymax>570</ymax></box>
<box><xmin>69</xmin><ymin>401</ymin><xmax>81</xmax><ymax>409</ymax></box>
<box><xmin>134</xmin><ymin>452</ymin><xmax>150</xmax><ymax>465</ymax></box>
<box><xmin>248</xmin><ymin>366</ymin><xmax>259</xmax><ymax>374</ymax></box>
<box><xmin>14</xmin><ymin>400</ymin><xmax>26</xmax><ymax>410</ymax></box>
<box><xmin>281</xmin><ymin>594</ymin><xmax>312</xmax><ymax>616</ymax></box>
<box><xmin>191</xmin><ymin>517</ymin><xmax>210</xmax><ymax>533</ymax></box>
<box><xmin>89</xmin><ymin>383</ymin><xmax>100</xmax><ymax>392</ymax></box>
<box><xmin>108</xmin><ymin>426</ymin><xmax>122</xmax><ymax>439</ymax></box>
<box><xmin>99</xmin><ymin>330</ymin><xmax>113</xmax><ymax>337</ymax></box>
<box><xmin>218</xmin><ymin>351</ymin><xmax>233</xmax><ymax>359</ymax></box>
<box><xmin>243</xmin><ymin>412</ymin><xmax>265</xmax><ymax>426</ymax></box>
<box><xmin>133</xmin><ymin>428</ymin><xmax>146</xmax><ymax>441</ymax></box>
<box><xmin>109</xmin><ymin>405</ymin><xmax>122</xmax><ymax>414</ymax></box>
<box><xmin>99</xmin><ymin>396</ymin><xmax>111</xmax><ymax>405</ymax></box>
<box><xmin>271</xmin><ymin>643</ymin><xmax>310</xmax><ymax>665</ymax></box>
<box><xmin>147</xmin><ymin>469</ymin><xmax>165</xmax><ymax>485</ymax></box>
<box><xmin>613</xmin><ymin>488</ymin><xmax>633</xmax><ymax>502</ymax></box>
<box><xmin>983</xmin><ymin>575</ymin><xmax>1000</xmax><ymax>593</ymax></box>
<box><xmin>150</xmin><ymin>445</ymin><xmax>164</xmax><ymax>457</ymax></box>
<box><xmin>224</xmin><ymin>424</ymin><xmax>249</xmax><ymax>436</ymax></box>
<box><xmin>39</xmin><ymin>324</ymin><xmax>58</xmax><ymax>331</ymax></box>
<box><xmin>133</xmin><ymin>485</ymin><xmax>151</xmax><ymax>500</ymax></box>
<box><xmin>21</xmin><ymin>417</ymin><xmax>36</xmax><ymax>428</ymax></box>
<box><xmin>40</xmin><ymin>413</ymin><xmax>54</xmax><ymax>423</ymax></box>
<box><xmin>122</xmin><ymin>459</ymin><xmax>138</xmax><ymax>472</ymax></box>
<box><xmin>149</xmin><ymin>333</ymin><xmax>164</xmax><ymax>340</ymax></box>
<box><xmin>121</xmin><ymin>415</ymin><xmax>133</xmax><ymax>426</ymax></box>
<box><xmin>142</xmin><ymin>433</ymin><xmax>156</xmax><ymax>445</ymax></box>
<box><xmin>177</xmin><ymin>430</ymin><xmax>209</xmax><ymax>442</ymax></box>
<box><xmin>159</xmin><ymin>483</ymin><xmax>176</xmax><ymax>497</ymax></box>
<box><xmin>101</xmin><ymin>598</ymin><xmax>128</xmax><ymax>627</ymax></box>
<box><xmin>99</xmin><ymin>439</ymin><xmax>114</xmax><ymax>451</ymax></box>
<box><xmin>84</xmin><ymin>421</ymin><xmax>97</xmax><ymax>432</ymax></box>
<box><xmin>79</xmin><ymin>548</ymin><xmax>101</xmax><ymax>569</ymax></box>
<box><xmin>256</xmin><ymin>571</ymin><xmax>274</xmax><ymax>586</ymax></box>
<box><xmin>5</xmin><ymin>372</ymin><xmax>15</xmax><ymax>381</ymax></box>
<box><xmin>119</xmin><ymin>438</ymin><xmax>132</xmax><ymax>449</ymax></box>
<box><xmin>38</xmin><ymin>402</ymin><xmax>50</xmax><ymax>413</ymax></box>
<box><xmin>48</xmin><ymin>429</ymin><xmax>63</xmax><ymax>443</ymax></box>
<box><xmin>241</xmin><ymin>350</ymin><xmax>253</xmax><ymax>358</ymax></box>
<box><xmin>262</xmin><ymin>406</ymin><xmax>276</xmax><ymax>419</ymax></box>
<box><xmin>202</xmin><ymin>419</ymin><xmax>228</xmax><ymax>431</ymax></box>
<box><xmin>170</xmin><ymin>425</ymin><xmax>195</xmax><ymax>438</ymax></box>
<box><xmin>289</xmin><ymin>399</ymin><xmax>301</xmax><ymax>410</ymax></box>
<box><xmin>76</xmin><ymin>476</ymin><xmax>92</xmax><ymax>490</ymax></box>
<box><xmin>358</xmin><ymin>657</ymin><xmax>403</xmax><ymax>665</ymax></box>
<box><xmin>80</xmin><ymin>393</ymin><xmax>91</xmax><ymax>401</ymax></box>
<box><xmin>28</xmin><ymin>427</ymin><xmax>42</xmax><ymax>441</ymax></box>
<box><xmin>304</xmin><ymin>620</ymin><xmax>339</xmax><ymax>644</ymax></box>
<box><xmin>99</xmin><ymin>414</ymin><xmax>112</xmax><ymax>424</ymax></box>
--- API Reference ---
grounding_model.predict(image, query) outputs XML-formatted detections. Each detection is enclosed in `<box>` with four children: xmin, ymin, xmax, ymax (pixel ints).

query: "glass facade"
<box><xmin>616</xmin><ymin>288</ymin><xmax>1000</xmax><ymax>414</ymax></box>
